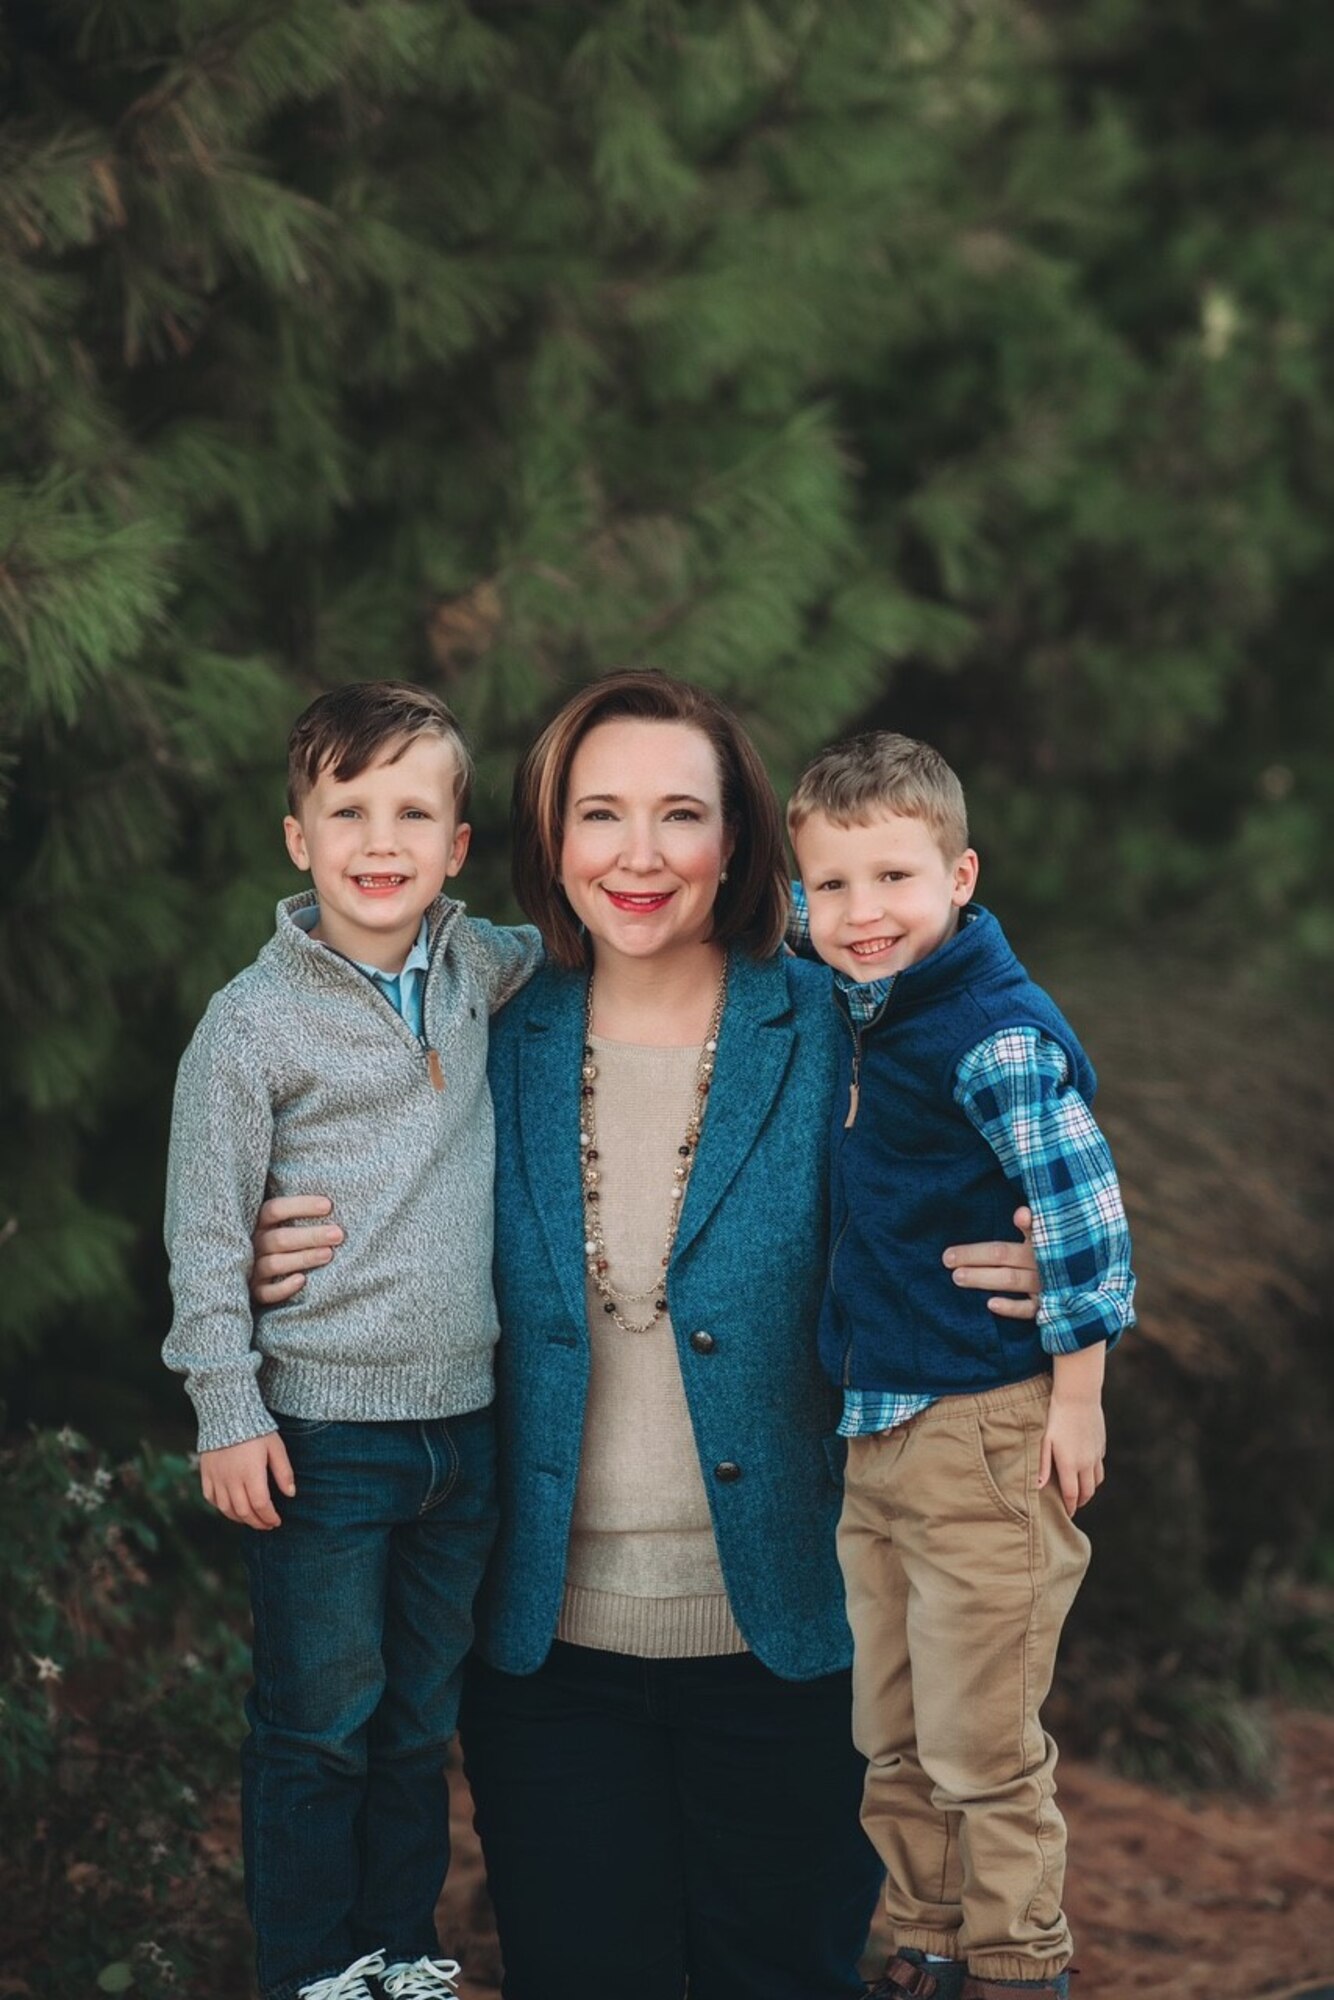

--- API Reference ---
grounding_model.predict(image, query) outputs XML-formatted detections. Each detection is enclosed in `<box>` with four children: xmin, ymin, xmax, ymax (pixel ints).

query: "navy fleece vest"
<box><xmin>817</xmin><ymin>907</ymin><xmax>1096</xmax><ymax>1397</ymax></box>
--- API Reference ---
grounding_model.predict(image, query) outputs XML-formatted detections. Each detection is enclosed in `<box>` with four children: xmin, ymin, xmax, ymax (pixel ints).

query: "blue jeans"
<box><xmin>460</xmin><ymin>1642</ymin><xmax>882</xmax><ymax>2000</ymax></box>
<box><xmin>241</xmin><ymin>1410</ymin><xmax>497</xmax><ymax>2000</ymax></box>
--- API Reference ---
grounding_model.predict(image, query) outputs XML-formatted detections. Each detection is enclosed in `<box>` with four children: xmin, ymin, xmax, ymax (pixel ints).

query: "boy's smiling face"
<box><xmin>792</xmin><ymin>808</ymin><xmax>979</xmax><ymax>982</ymax></box>
<box><xmin>283</xmin><ymin>732</ymin><xmax>469</xmax><ymax>972</ymax></box>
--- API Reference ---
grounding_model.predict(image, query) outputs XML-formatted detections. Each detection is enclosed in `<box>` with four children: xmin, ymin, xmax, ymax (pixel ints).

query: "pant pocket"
<box><xmin>970</xmin><ymin>1406</ymin><xmax>1035</xmax><ymax>1528</ymax></box>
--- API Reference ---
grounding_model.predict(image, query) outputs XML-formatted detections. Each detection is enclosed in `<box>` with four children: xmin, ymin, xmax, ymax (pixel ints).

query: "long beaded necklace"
<box><xmin>580</xmin><ymin>962</ymin><xmax>727</xmax><ymax>1335</ymax></box>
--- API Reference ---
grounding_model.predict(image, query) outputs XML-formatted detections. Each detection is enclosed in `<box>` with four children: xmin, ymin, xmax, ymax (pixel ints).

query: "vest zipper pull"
<box><xmin>426</xmin><ymin>1049</ymin><xmax>445</xmax><ymax>1091</ymax></box>
<box><xmin>845</xmin><ymin>1055</ymin><xmax>860</xmax><ymax>1128</ymax></box>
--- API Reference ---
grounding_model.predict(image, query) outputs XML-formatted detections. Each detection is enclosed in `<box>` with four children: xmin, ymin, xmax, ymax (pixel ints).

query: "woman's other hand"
<box><xmin>249</xmin><ymin>1194</ymin><xmax>343</xmax><ymax>1305</ymax></box>
<box><xmin>942</xmin><ymin>1204</ymin><xmax>1039</xmax><ymax>1319</ymax></box>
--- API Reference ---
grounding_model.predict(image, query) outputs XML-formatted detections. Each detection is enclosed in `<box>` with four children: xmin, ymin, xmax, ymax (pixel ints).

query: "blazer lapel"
<box><xmin>516</xmin><ymin>974</ymin><xmax>590</xmax><ymax>1336</ymax></box>
<box><xmin>672</xmin><ymin>952</ymin><xmax>796</xmax><ymax>1264</ymax></box>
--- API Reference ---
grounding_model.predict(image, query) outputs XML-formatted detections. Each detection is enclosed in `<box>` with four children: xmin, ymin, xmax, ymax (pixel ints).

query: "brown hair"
<box><xmin>787</xmin><ymin>730</ymin><xmax>969</xmax><ymax>859</ymax></box>
<box><xmin>511</xmin><ymin>670</ymin><xmax>790</xmax><ymax>970</ymax></box>
<box><xmin>286</xmin><ymin>681</ymin><xmax>473</xmax><ymax>817</ymax></box>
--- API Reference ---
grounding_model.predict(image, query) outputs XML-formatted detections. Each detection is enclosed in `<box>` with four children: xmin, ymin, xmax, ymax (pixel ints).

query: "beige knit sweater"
<box><xmin>556</xmin><ymin>1036</ymin><xmax>748</xmax><ymax>1659</ymax></box>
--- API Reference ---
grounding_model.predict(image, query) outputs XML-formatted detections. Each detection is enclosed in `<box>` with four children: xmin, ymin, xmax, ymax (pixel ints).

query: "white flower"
<box><xmin>93</xmin><ymin>1467</ymin><xmax>114</xmax><ymax>1492</ymax></box>
<box><xmin>30</xmin><ymin>1654</ymin><xmax>63</xmax><ymax>1683</ymax></box>
<box><xmin>181</xmin><ymin>1652</ymin><xmax>202</xmax><ymax>1675</ymax></box>
<box><xmin>178</xmin><ymin>1784</ymin><xmax>198</xmax><ymax>1805</ymax></box>
<box><xmin>56</xmin><ymin>1426</ymin><xmax>81</xmax><ymax>1450</ymax></box>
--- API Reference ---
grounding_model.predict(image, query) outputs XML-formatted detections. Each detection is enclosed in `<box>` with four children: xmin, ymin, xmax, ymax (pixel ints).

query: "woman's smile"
<box><xmin>603</xmin><ymin>888</ymin><xmax>675</xmax><ymax>911</ymax></box>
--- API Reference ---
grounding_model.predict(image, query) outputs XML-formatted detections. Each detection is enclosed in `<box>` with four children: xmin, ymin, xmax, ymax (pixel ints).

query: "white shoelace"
<box><xmin>299</xmin><ymin>1951</ymin><xmax>387</xmax><ymax>2000</ymax></box>
<box><xmin>381</xmin><ymin>1958</ymin><xmax>463</xmax><ymax>1998</ymax></box>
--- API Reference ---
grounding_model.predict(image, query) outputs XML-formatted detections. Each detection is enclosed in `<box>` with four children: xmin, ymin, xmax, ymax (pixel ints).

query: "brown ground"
<box><xmin>437</xmin><ymin>1707</ymin><xmax>1334</xmax><ymax>1997</ymax></box>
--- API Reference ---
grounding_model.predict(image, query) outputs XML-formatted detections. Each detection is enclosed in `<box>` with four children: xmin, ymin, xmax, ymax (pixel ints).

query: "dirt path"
<box><xmin>438</xmin><ymin>1708</ymin><xmax>1334</xmax><ymax>1996</ymax></box>
<box><xmin>1053</xmin><ymin>1711</ymin><xmax>1334</xmax><ymax>1995</ymax></box>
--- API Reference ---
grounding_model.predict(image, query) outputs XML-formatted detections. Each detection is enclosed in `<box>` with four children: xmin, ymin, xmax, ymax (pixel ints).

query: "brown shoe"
<box><xmin>867</xmin><ymin>1955</ymin><xmax>966</xmax><ymax>2000</ymax></box>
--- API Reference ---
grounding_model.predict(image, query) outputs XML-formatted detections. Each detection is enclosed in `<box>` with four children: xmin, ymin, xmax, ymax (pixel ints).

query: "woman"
<box><xmin>251</xmin><ymin>671</ymin><xmax>1040</xmax><ymax>2000</ymax></box>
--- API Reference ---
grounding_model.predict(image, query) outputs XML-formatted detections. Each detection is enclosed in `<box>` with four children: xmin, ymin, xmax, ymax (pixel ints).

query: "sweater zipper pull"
<box><xmin>426</xmin><ymin>1048</ymin><xmax>445</xmax><ymax>1091</ymax></box>
<box><xmin>845</xmin><ymin>1052</ymin><xmax>861</xmax><ymax>1128</ymax></box>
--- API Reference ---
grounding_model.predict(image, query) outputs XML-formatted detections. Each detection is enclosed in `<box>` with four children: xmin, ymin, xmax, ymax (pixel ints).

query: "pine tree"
<box><xmin>1</xmin><ymin>1</ymin><xmax>1330</xmax><ymax>1426</ymax></box>
<box><xmin>0</xmin><ymin>1</ymin><xmax>1012</xmax><ymax>1421</ymax></box>
<box><xmin>846</xmin><ymin>3</ymin><xmax>1334</xmax><ymax>951</ymax></box>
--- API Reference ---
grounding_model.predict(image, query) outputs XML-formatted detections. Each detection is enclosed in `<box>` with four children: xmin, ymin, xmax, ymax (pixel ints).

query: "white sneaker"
<box><xmin>298</xmin><ymin>1950</ymin><xmax>387</xmax><ymax>2000</ymax></box>
<box><xmin>381</xmin><ymin>1958</ymin><xmax>463</xmax><ymax>1998</ymax></box>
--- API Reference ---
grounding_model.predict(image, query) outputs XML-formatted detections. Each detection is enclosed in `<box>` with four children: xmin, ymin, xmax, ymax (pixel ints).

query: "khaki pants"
<box><xmin>837</xmin><ymin>1375</ymin><xmax>1090</xmax><ymax>1980</ymax></box>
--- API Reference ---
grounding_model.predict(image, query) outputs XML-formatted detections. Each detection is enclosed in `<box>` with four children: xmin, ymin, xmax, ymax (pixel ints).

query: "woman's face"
<box><xmin>560</xmin><ymin>718</ymin><xmax>734</xmax><ymax>969</ymax></box>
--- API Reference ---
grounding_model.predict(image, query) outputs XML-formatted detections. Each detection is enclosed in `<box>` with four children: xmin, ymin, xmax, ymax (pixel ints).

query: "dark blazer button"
<box><xmin>689</xmin><ymin>1329</ymin><xmax>716</xmax><ymax>1354</ymax></box>
<box><xmin>713</xmin><ymin>1460</ymin><xmax>741</xmax><ymax>1483</ymax></box>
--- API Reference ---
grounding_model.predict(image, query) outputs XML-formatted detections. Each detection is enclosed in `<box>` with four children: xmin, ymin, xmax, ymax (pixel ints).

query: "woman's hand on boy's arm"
<box><xmin>200</xmin><ymin>1434</ymin><xmax>296</xmax><ymax>1530</ymax></box>
<box><xmin>1041</xmin><ymin>1341</ymin><xmax>1107</xmax><ymax>1515</ymax></box>
<box><xmin>942</xmin><ymin>1205</ymin><xmax>1039</xmax><ymax>1318</ymax></box>
<box><xmin>249</xmin><ymin>1194</ymin><xmax>343</xmax><ymax>1306</ymax></box>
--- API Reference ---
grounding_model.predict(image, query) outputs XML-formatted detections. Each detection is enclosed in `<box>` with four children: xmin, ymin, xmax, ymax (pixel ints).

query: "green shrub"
<box><xmin>1054</xmin><ymin>1557</ymin><xmax>1334</xmax><ymax>1794</ymax></box>
<box><xmin>1038</xmin><ymin>945</ymin><xmax>1334</xmax><ymax>1790</ymax></box>
<box><xmin>0</xmin><ymin>1419</ymin><xmax>251</xmax><ymax>1995</ymax></box>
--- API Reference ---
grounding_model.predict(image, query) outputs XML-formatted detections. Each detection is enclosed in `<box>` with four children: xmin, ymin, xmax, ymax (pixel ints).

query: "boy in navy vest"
<box><xmin>787</xmin><ymin>733</ymin><xmax>1135</xmax><ymax>2000</ymax></box>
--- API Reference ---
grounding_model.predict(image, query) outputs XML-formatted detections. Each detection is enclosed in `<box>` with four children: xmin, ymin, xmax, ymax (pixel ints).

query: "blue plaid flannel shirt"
<box><xmin>787</xmin><ymin>889</ymin><xmax>1134</xmax><ymax>1437</ymax></box>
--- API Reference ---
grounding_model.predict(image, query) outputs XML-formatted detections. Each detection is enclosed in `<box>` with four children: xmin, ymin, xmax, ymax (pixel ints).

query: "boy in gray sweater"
<box><xmin>163</xmin><ymin>682</ymin><xmax>541</xmax><ymax>2000</ymax></box>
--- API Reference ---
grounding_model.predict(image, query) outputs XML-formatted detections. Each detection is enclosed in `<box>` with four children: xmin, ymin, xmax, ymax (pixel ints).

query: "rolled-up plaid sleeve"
<box><xmin>954</xmin><ymin>1028</ymin><xmax>1135</xmax><ymax>1355</ymax></box>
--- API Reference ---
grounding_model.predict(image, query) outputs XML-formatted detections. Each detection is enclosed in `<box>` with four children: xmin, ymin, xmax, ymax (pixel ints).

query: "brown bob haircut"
<box><xmin>286</xmin><ymin>681</ymin><xmax>474</xmax><ymax>817</ymax></box>
<box><xmin>511</xmin><ymin>669</ymin><xmax>790</xmax><ymax>970</ymax></box>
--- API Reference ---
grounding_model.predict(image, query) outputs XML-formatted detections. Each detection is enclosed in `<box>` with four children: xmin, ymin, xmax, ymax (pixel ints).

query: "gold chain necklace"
<box><xmin>580</xmin><ymin>963</ymin><xmax>727</xmax><ymax>1335</ymax></box>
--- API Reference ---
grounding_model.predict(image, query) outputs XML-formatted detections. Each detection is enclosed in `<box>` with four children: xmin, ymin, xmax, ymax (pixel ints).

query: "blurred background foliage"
<box><xmin>0</xmin><ymin>0</ymin><xmax>1330</xmax><ymax>1873</ymax></box>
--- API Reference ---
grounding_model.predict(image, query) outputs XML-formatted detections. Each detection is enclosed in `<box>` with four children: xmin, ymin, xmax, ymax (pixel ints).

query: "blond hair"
<box><xmin>787</xmin><ymin>731</ymin><xmax>968</xmax><ymax>859</ymax></box>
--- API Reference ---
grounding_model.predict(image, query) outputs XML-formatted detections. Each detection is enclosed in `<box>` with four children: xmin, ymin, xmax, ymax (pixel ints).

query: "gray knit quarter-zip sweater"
<box><xmin>163</xmin><ymin>892</ymin><xmax>543</xmax><ymax>1452</ymax></box>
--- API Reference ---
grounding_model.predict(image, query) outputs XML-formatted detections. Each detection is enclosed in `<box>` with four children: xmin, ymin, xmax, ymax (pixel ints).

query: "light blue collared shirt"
<box><xmin>293</xmin><ymin>907</ymin><xmax>431</xmax><ymax>1042</ymax></box>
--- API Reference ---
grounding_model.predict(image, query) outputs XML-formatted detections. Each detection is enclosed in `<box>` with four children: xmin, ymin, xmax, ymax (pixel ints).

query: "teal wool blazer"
<box><xmin>473</xmin><ymin>948</ymin><xmax>854</xmax><ymax>1682</ymax></box>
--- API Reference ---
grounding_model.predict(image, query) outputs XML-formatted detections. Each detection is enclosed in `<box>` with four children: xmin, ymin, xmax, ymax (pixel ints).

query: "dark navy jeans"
<box><xmin>459</xmin><ymin>1641</ymin><xmax>882</xmax><ymax>2000</ymax></box>
<box><xmin>241</xmin><ymin>1410</ymin><xmax>497</xmax><ymax>2000</ymax></box>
